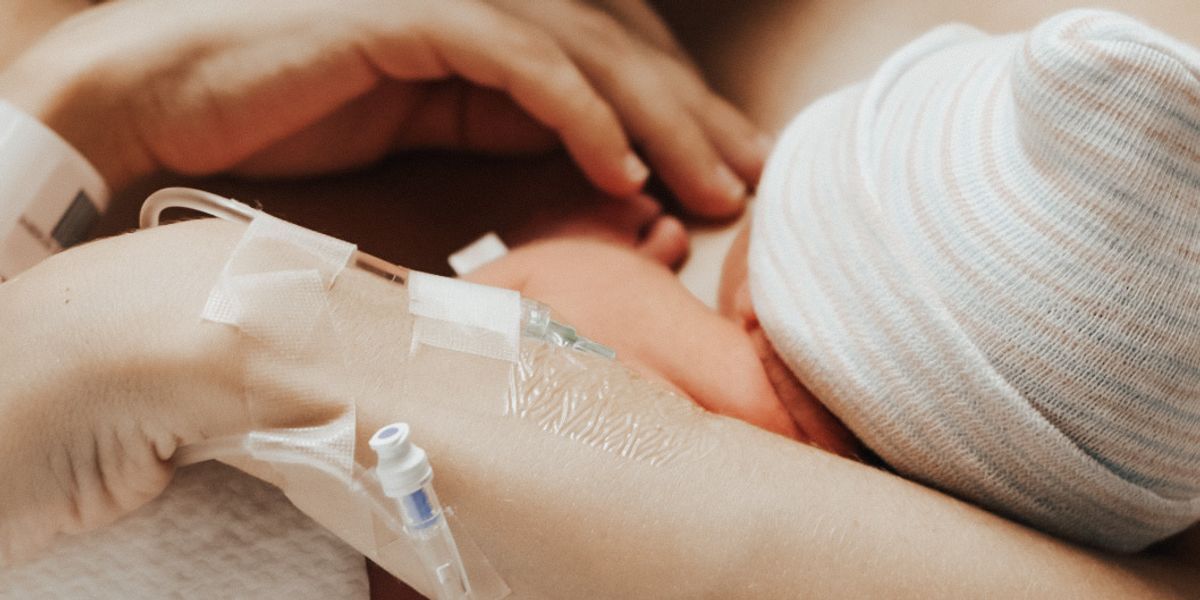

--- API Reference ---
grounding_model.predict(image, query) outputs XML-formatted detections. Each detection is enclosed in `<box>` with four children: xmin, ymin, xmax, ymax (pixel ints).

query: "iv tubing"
<box><xmin>140</xmin><ymin>187</ymin><xmax>411</xmax><ymax>284</ymax></box>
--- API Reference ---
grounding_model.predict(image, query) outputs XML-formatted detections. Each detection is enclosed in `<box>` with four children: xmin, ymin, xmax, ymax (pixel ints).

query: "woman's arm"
<box><xmin>4</xmin><ymin>220</ymin><xmax>1194</xmax><ymax>595</ymax></box>
<box><xmin>360</xmin><ymin>329</ymin><xmax>1198</xmax><ymax>597</ymax></box>
<box><xmin>417</xmin><ymin>404</ymin><xmax>1200</xmax><ymax>598</ymax></box>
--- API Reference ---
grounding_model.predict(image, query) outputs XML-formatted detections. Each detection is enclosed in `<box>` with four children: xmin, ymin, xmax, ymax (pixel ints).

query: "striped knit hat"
<box><xmin>749</xmin><ymin>10</ymin><xmax>1200</xmax><ymax>552</ymax></box>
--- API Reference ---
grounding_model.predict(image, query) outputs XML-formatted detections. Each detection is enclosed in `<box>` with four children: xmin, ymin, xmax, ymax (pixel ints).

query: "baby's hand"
<box><xmin>467</xmin><ymin>239</ymin><xmax>803</xmax><ymax>440</ymax></box>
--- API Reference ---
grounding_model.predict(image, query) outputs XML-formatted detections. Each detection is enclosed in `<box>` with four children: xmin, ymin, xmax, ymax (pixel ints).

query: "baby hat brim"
<box><xmin>749</xmin><ymin>12</ymin><xmax>1200</xmax><ymax>551</ymax></box>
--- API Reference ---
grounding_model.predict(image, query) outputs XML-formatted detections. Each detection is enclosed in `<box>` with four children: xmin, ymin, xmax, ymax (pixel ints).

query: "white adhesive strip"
<box><xmin>203</xmin><ymin>214</ymin><xmax>356</xmax><ymax>325</ymax></box>
<box><xmin>408</xmin><ymin>272</ymin><xmax>521</xmax><ymax>363</ymax></box>
<box><xmin>448</xmin><ymin>232</ymin><xmax>508</xmax><ymax>276</ymax></box>
<box><xmin>225</xmin><ymin>270</ymin><xmax>328</xmax><ymax>344</ymax></box>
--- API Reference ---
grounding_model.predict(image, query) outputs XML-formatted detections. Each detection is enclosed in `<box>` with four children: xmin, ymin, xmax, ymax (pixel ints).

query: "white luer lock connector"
<box><xmin>370</xmin><ymin>424</ymin><xmax>471</xmax><ymax>600</ymax></box>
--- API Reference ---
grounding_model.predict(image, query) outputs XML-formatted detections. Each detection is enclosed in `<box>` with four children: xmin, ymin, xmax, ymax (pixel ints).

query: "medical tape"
<box><xmin>203</xmin><ymin>213</ymin><xmax>354</xmax><ymax>327</ymax></box>
<box><xmin>408</xmin><ymin>272</ymin><xmax>521</xmax><ymax>363</ymax></box>
<box><xmin>189</xmin><ymin>215</ymin><xmax>508</xmax><ymax>599</ymax></box>
<box><xmin>399</xmin><ymin>271</ymin><xmax>522</xmax><ymax>434</ymax></box>
<box><xmin>202</xmin><ymin>213</ymin><xmax>357</xmax><ymax>431</ymax></box>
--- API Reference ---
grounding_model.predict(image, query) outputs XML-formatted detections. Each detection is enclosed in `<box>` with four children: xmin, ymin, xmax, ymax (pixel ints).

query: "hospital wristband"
<box><xmin>0</xmin><ymin>99</ymin><xmax>109</xmax><ymax>282</ymax></box>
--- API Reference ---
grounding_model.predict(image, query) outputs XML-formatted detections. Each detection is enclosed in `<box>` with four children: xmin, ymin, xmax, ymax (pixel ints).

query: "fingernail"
<box><xmin>623</xmin><ymin>153</ymin><xmax>650</xmax><ymax>185</ymax></box>
<box><xmin>714</xmin><ymin>163</ymin><xmax>747</xmax><ymax>204</ymax></box>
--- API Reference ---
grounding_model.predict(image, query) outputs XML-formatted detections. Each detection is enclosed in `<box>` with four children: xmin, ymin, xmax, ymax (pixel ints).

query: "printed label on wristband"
<box><xmin>50</xmin><ymin>191</ymin><xmax>100</xmax><ymax>249</ymax></box>
<box><xmin>0</xmin><ymin>189</ymin><xmax>99</xmax><ymax>282</ymax></box>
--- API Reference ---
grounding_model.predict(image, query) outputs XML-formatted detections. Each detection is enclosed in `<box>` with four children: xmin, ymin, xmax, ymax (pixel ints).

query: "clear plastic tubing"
<box><xmin>370</xmin><ymin>423</ymin><xmax>471</xmax><ymax>600</ymax></box>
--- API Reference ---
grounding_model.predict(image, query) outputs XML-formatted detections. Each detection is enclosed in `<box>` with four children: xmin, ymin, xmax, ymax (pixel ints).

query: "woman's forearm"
<box><xmin>405</xmin><ymin>399</ymin><xmax>1197</xmax><ymax>598</ymax></box>
<box><xmin>0</xmin><ymin>219</ymin><xmax>250</xmax><ymax>441</ymax></box>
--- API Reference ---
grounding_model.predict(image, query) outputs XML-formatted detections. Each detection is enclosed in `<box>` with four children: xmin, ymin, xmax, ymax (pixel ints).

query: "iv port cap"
<box><xmin>370</xmin><ymin>423</ymin><xmax>433</xmax><ymax>498</ymax></box>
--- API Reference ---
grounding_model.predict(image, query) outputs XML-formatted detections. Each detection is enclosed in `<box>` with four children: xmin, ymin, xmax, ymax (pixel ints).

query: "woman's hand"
<box><xmin>0</xmin><ymin>220</ymin><xmax>249</xmax><ymax>565</ymax></box>
<box><xmin>488</xmin><ymin>0</ymin><xmax>770</xmax><ymax>215</ymax></box>
<box><xmin>0</xmin><ymin>0</ymin><xmax>764</xmax><ymax>217</ymax></box>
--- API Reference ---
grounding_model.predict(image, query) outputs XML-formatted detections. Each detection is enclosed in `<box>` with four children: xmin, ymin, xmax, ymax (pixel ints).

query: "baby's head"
<box><xmin>724</xmin><ymin>10</ymin><xmax>1200</xmax><ymax>552</ymax></box>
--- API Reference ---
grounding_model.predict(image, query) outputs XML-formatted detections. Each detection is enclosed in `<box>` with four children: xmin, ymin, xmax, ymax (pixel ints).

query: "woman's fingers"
<box><xmin>486</xmin><ymin>1</ymin><xmax>769</xmax><ymax>218</ymax></box>
<box><xmin>361</xmin><ymin>1</ymin><xmax>649</xmax><ymax>198</ymax></box>
<box><xmin>586</xmin><ymin>0</ymin><xmax>694</xmax><ymax>65</ymax></box>
<box><xmin>687</xmin><ymin>86</ymin><xmax>773</xmax><ymax>187</ymax></box>
<box><xmin>611</xmin><ymin>62</ymin><xmax>751</xmax><ymax>218</ymax></box>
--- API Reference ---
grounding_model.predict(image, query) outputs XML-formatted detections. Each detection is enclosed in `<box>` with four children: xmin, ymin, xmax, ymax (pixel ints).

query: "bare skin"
<box><xmin>2</xmin><ymin>0</ymin><xmax>1198</xmax><ymax>597</ymax></box>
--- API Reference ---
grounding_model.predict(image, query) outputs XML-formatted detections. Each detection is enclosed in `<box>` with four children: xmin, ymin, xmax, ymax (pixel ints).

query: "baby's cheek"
<box><xmin>685</xmin><ymin>332</ymin><xmax>803</xmax><ymax>441</ymax></box>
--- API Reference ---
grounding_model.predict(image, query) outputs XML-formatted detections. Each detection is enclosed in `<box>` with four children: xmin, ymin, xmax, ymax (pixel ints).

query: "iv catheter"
<box><xmin>140</xmin><ymin>187</ymin><xmax>616</xmax><ymax>358</ymax></box>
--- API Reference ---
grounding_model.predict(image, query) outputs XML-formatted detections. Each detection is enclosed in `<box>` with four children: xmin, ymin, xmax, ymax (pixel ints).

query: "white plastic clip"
<box><xmin>448</xmin><ymin>232</ymin><xmax>508</xmax><ymax>276</ymax></box>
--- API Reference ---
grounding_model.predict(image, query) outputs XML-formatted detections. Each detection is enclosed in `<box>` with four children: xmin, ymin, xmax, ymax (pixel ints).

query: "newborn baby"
<box><xmin>472</xmin><ymin>9</ymin><xmax>1200</xmax><ymax>553</ymax></box>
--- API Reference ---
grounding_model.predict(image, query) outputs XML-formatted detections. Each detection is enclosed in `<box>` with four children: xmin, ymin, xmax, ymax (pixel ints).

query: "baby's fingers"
<box><xmin>360</xmin><ymin>1</ymin><xmax>648</xmax><ymax>197</ymax></box>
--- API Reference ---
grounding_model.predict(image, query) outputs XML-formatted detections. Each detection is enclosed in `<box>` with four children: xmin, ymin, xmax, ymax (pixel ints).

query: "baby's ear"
<box><xmin>717</xmin><ymin>222</ymin><xmax>758</xmax><ymax>331</ymax></box>
<box><xmin>728</xmin><ymin>279</ymin><xmax>759</xmax><ymax>333</ymax></box>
